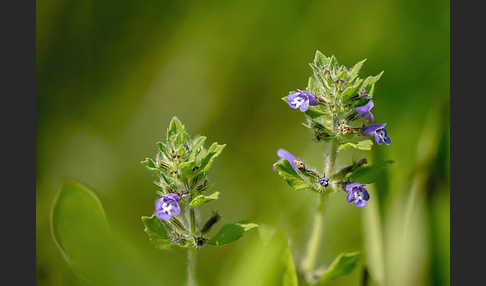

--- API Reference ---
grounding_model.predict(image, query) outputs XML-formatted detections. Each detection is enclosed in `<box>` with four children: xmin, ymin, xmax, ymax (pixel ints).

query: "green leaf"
<box><xmin>338</xmin><ymin>140</ymin><xmax>373</xmax><ymax>152</ymax></box>
<box><xmin>318</xmin><ymin>252</ymin><xmax>361</xmax><ymax>284</ymax></box>
<box><xmin>313</xmin><ymin>50</ymin><xmax>330</xmax><ymax>67</ymax></box>
<box><xmin>329</xmin><ymin>55</ymin><xmax>338</xmax><ymax>69</ymax></box>
<box><xmin>341</xmin><ymin>79</ymin><xmax>363</xmax><ymax>101</ymax></box>
<box><xmin>307</xmin><ymin>75</ymin><xmax>319</xmax><ymax>90</ymax></box>
<box><xmin>207</xmin><ymin>221</ymin><xmax>258</xmax><ymax>246</ymax></box>
<box><xmin>196</xmin><ymin>142</ymin><xmax>226</xmax><ymax>174</ymax></box>
<box><xmin>141</xmin><ymin>157</ymin><xmax>157</xmax><ymax>169</ymax></box>
<box><xmin>273</xmin><ymin>159</ymin><xmax>311</xmax><ymax>191</ymax></box>
<box><xmin>141</xmin><ymin>215</ymin><xmax>172</xmax><ymax>250</ymax></box>
<box><xmin>348</xmin><ymin>160</ymin><xmax>394</xmax><ymax>184</ymax></box>
<box><xmin>220</xmin><ymin>226</ymin><xmax>297</xmax><ymax>286</ymax></box>
<box><xmin>189</xmin><ymin>192</ymin><xmax>220</xmax><ymax>207</ymax></box>
<box><xmin>156</xmin><ymin>141</ymin><xmax>168</xmax><ymax>155</ymax></box>
<box><xmin>167</xmin><ymin>116</ymin><xmax>185</xmax><ymax>139</ymax></box>
<box><xmin>179</xmin><ymin>160</ymin><xmax>196</xmax><ymax>177</ymax></box>
<box><xmin>348</xmin><ymin>59</ymin><xmax>367</xmax><ymax>81</ymax></box>
<box><xmin>361</xmin><ymin>71</ymin><xmax>384</xmax><ymax>90</ymax></box>
<box><xmin>51</xmin><ymin>179</ymin><xmax>159</xmax><ymax>285</ymax></box>
<box><xmin>192</xmin><ymin>135</ymin><xmax>207</xmax><ymax>151</ymax></box>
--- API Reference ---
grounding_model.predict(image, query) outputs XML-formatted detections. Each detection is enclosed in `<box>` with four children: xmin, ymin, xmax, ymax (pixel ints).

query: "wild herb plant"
<box><xmin>141</xmin><ymin>117</ymin><xmax>258</xmax><ymax>286</ymax></box>
<box><xmin>273</xmin><ymin>50</ymin><xmax>392</xmax><ymax>284</ymax></box>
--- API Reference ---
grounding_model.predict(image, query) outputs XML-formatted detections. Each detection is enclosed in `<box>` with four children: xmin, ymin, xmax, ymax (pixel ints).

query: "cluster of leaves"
<box><xmin>284</xmin><ymin>50</ymin><xmax>382</xmax><ymax>148</ymax></box>
<box><xmin>141</xmin><ymin>117</ymin><xmax>257</xmax><ymax>249</ymax></box>
<box><xmin>274</xmin><ymin>51</ymin><xmax>391</xmax><ymax>193</ymax></box>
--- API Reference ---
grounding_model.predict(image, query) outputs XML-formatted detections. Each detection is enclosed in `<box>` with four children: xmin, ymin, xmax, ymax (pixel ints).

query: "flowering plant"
<box><xmin>273</xmin><ymin>50</ymin><xmax>393</xmax><ymax>284</ymax></box>
<box><xmin>141</xmin><ymin>117</ymin><xmax>257</xmax><ymax>285</ymax></box>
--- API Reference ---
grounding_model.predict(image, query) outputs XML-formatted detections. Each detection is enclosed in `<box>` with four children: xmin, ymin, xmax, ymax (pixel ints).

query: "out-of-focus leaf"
<box><xmin>207</xmin><ymin>221</ymin><xmax>258</xmax><ymax>246</ymax></box>
<box><xmin>273</xmin><ymin>159</ymin><xmax>312</xmax><ymax>191</ymax></box>
<box><xmin>362</xmin><ymin>191</ymin><xmax>385</xmax><ymax>285</ymax></box>
<box><xmin>317</xmin><ymin>252</ymin><xmax>360</xmax><ymax>285</ymax></box>
<box><xmin>189</xmin><ymin>192</ymin><xmax>220</xmax><ymax>207</ymax></box>
<box><xmin>348</xmin><ymin>160</ymin><xmax>394</xmax><ymax>184</ymax></box>
<box><xmin>219</xmin><ymin>225</ymin><xmax>297</xmax><ymax>286</ymax></box>
<box><xmin>51</xmin><ymin>179</ymin><xmax>158</xmax><ymax>286</ymax></box>
<box><xmin>141</xmin><ymin>215</ymin><xmax>172</xmax><ymax>250</ymax></box>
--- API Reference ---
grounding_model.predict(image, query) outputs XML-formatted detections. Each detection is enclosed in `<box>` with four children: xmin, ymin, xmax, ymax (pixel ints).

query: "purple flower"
<box><xmin>345</xmin><ymin>183</ymin><xmax>370</xmax><ymax>208</ymax></box>
<box><xmin>355</xmin><ymin>100</ymin><xmax>375</xmax><ymax>122</ymax></box>
<box><xmin>154</xmin><ymin>193</ymin><xmax>181</xmax><ymax>221</ymax></box>
<box><xmin>274</xmin><ymin>148</ymin><xmax>299</xmax><ymax>171</ymax></box>
<box><xmin>287</xmin><ymin>90</ymin><xmax>317</xmax><ymax>112</ymax></box>
<box><xmin>318</xmin><ymin>178</ymin><xmax>329</xmax><ymax>187</ymax></box>
<box><xmin>362</xmin><ymin>123</ymin><xmax>391</xmax><ymax>145</ymax></box>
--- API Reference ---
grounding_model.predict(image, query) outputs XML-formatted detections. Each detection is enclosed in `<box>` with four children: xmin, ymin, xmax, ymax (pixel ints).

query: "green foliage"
<box><xmin>338</xmin><ymin>140</ymin><xmax>373</xmax><ymax>152</ymax></box>
<box><xmin>347</xmin><ymin>160</ymin><xmax>394</xmax><ymax>184</ymax></box>
<box><xmin>51</xmin><ymin>179</ymin><xmax>160</xmax><ymax>286</ymax></box>
<box><xmin>141</xmin><ymin>116</ymin><xmax>255</xmax><ymax>250</ymax></box>
<box><xmin>141</xmin><ymin>215</ymin><xmax>172</xmax><ymax>250</ymax></box>
<box><xmin>272</xmin><ymin>159</ymin><xmax>314</xmax><ymax>192</ymax></box>
<box><xmin>189</xmin><ymin>192</ymin><xmax>220</xmax><ymax>207</ymax></box>
<box><xmin>220</xmin><ymin>225</ymin><xmax>297</xmax><ymax>286</ymax></box>
<box><xmin>207</xmin><ymin>221</ymin><xmax>258</xmax><ymax>246</ymax></box>
<box><xmin>317</xmin><ymin>252</ymin><xmax>361</xmax><ymax>284</ymax></box>
<box><xmin>283</xmin><ymin>50</ymin><xmax>385</xmax><ymax>147</ymax></box>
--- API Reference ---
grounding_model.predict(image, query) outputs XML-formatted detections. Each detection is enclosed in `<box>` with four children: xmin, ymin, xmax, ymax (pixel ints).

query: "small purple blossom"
<box><xmin>355</xmin><ymin>100</ymin><xmax>375</xmax><ymax>122</ymax></box>
<box><xmin>287</xmin><ymin>90</ymin><xmax>317</xmax><ymax>112</ymax></box>
<box><xmin>273</xmin><ymin>148</ymin><xmax>299</xmax><ymax>171</ymax></box>
<box><xmin>362</xmin><ymin>123</ymin><xmax>391</xmax><ymax>145</ymax></box>
<box><xmin>318</xmin><ymin>178</ymin><xmax>329</xmax><ymax>187</ymax></box>
<box><xmin>345</xmin><ymin>183</ymin><xmax>370</xmax><ymax>208</ymax></box>
<box><xmin>154</xmin><ymin>193</ymin><xmax>181</xmax><ymax>221</ymax></box>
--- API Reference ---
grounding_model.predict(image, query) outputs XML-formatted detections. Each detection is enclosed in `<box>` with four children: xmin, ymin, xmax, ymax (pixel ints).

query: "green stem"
<box><xmin>301</xmin><ymin>141</ymin><xmax>337</xmax><ymax>276</ymax></box>
<box><xmin>187</xmin><ymin>248</ymin><xmax>198</xmax><ymax>286</ymax></box>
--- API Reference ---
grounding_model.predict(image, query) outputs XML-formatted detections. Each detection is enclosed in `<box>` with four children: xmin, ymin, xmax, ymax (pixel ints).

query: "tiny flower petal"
<box><xmin>355</xmin><ymin>100</ymin><xmax>375</xmax><ymax>122</ymax></box>
<box><xmin>345</xmin><ymin>182</ymin><xmax>363</xmax><ymax>193</ymax></box>
<box><xmin>355</xmin><ymin>199</ymin><xmax>367</xmax><ymax>208</ymax></box>
<box><xmin>346</xmin><ymin>191</ymin><xmax>356</xmax><ymax>203</ymax></box>
<box><xmin>299</xmin><ymin>99</ymin><xmax>310</xmax><ymax>112</ymax></box>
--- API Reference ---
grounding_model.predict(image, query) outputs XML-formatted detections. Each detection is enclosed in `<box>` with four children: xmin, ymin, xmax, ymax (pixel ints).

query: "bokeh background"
<box><xmin>36</xmin><ymin>0</ymin><xmax>449</xmax><ymax>285</ymax></box>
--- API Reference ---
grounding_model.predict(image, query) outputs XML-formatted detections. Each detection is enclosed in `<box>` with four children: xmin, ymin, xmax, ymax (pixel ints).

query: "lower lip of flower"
<box><xmin>292</xmin><ymin>96</ymin><xmax>305</xmax><ymax>108</ymax></box>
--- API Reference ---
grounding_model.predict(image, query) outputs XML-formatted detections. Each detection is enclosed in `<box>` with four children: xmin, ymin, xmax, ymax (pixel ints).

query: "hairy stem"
<box><xmin>301</xmin><ymin>141</ymin><xmax>337</xmax><ymax>276</ymax></box>
<box><xmin>187</xmin><ymin>248</ymin><xmax>198</xmax><ymax>286</ymax></box>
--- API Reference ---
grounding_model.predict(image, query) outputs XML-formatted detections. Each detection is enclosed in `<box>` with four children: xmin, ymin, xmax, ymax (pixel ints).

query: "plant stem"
<box><xmin>187</xmin><ymin>248</ymin><xmax>198</xmax><ymax>286</ymax></box>
<box><xmin>301</xmin><ymin>141</ymin><xmax>337</xmax><ymax>276</ymax></box>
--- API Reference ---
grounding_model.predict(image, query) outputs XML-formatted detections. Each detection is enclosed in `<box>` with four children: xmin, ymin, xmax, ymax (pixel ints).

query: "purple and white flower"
<box><xmin>287</xmin><ymin>90</ymin><xmax>317</xmax><ymax>112</ymax></box>
<box><xmin>154</xmin><ymin>193</ymin><xmax>181</xmax><ymax>221</ymax></box>
<box><xmin>355</xmin><ymin>100</ymin><xmax>375</xmax><ymax>122</ymax></box>
<box><xmin>318</xmin><ymin>178</ymin><xmax>329</xmax><ymax>187</ymax></box>
<box><xmin>362</xmin><ymin>123</ymin><xmax>391</xmax><ymax>145</ymax></box>
<box><xmin>345</xmin><ymin>183</ymin><xmax>370</xmax><ymax>208</ymax></box>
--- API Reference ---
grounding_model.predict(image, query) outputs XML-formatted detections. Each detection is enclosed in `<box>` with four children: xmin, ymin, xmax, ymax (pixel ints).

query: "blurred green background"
<box><xmin>36</xmin><ymin>0</ymin><xmax>449</xmax><ymax>285</ymax></box>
